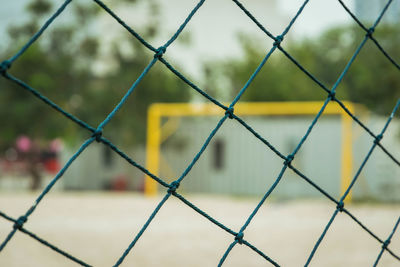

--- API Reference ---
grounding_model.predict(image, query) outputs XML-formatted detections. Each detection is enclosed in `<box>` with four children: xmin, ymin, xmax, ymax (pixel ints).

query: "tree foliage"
<box><xmin>205</xmin><ymin>25</ymin><xmax>400</xmax><ymax>115</ymax></box>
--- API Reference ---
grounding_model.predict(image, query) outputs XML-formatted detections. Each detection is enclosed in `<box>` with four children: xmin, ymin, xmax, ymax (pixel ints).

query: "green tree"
<box><xmin>0</xmin><ymin>0</ymin><xmax>191</xmax><ymax>149</ymax></box>
<box><xmin>205</xmin><ymin>25</ymin><xmax>400</xmax><ymax>115</ymax></box>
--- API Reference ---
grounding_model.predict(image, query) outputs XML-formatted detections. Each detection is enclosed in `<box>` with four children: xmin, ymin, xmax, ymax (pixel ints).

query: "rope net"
<box><xmin>1</xmin><ymin>0</ymin><xmax>399</xmax><ymax>266</ymax></box>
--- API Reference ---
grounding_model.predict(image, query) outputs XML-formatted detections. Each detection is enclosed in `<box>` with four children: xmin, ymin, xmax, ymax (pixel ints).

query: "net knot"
<box><xmin>0</xmin><ymin>60</ymin><xmax>11</xmax><ymax>75</ymax></box>
<box><xmin>13</xmin><ymin>215</ymin><xmax>27</xmax><ymax>230</ymax></box>
<box><xmin>336</xmin><ymin>201</ymin><xmax>344</xmax><ymax>212</ymax></box>
<box><xmin>273</xmin><ymin>35</ymin><xmax>284</xmax><ymax>47</ymax></box>
<box><xmin>284</xmin><ymin>154</ymin><xmax>294</xmax><ymax>166</ymax></box>
<box><xmin>154</xmin><ymin>46</ymin><xmax>166</xmax><ymax>59</ymax></box>
<box><xmin>92</xmin><ymin>129</ymin><xmax>103</xmax><ymax>142</ymax></box>
<box><xmin>328</xmin><ymin>91</ymin><xmax>336</xmax><ymax>100</ymax></box>
<box><xmin>225</xmin><ymin>107</ymin><xmax>234</xmax><ymax>119</ymax></box>
<box><xmin>374</xmin><ymin>134</ymin><xmax>383</xmax><ymax>144</ymax></box>
<box><xmin>366</xmin><ymin>27</ymin><xmax>375</xmax><ymax>37</ymax></box>
<box><xmin>235</xmin><ymin>232</ymin><xmax>244</xmax><ymax>244</ymax></box>
<box><xmin>382</xmin><ymin>239</ymin><xmax>391</xmax><ymax>249</ymax></box>
<box><xmin>168</xmin><ymin>181</ymin><xmax>180</xmax><ymax>194</ymax></box>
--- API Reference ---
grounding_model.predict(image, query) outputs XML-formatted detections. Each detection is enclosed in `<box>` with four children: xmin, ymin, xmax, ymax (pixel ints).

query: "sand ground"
<box><xmin>0</xmin><ymin>192</ymin><xmax>399</xmax><ymax>267</ymax></box>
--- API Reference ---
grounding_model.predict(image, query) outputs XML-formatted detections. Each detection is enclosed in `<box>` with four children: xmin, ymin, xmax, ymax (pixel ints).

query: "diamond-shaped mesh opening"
<box><xmin>243</xmin><ymin>199</ymin><xmax>335</xmax><ymax>266</ymax></box>
<box><xmin>224</xmin><ymin>51</ymin><xmax>329</xmax><ymax>102</ymax></box>
<box><xmin>312</xmin><ymin>208</ymin><xmax>399</xmax><ymax>266</ymax></box>
<box><xmin>120</xmin><ymin>196</ymin><xmax>233</xmax><ymax>266</ymax></box>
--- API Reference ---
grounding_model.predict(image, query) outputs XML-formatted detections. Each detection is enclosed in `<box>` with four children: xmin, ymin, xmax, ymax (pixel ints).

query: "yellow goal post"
<box><xmin>145</xmin><ymin>101</ymin><xmax>363</xmax><ymax>202</ymax></box>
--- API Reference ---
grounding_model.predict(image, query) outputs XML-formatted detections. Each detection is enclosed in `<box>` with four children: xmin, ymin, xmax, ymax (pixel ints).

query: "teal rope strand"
<box><xmin>217</xmin><ymin>98</ymin><xmax>331</xmax><ymax>264</ymax></box>
<box><xmin>373</xmin><ymin>217</ymin><xmax>400</xmax><ymax>266</ymax></box>
<box><xmin>3</xmin><ymin>73</ymin><xmax>96</xmax><ymax>132</ymax></box>
<box><xmin>113</xmin><ymin>193</ymin><xmax>171</xmax><ymax>266</ymax></box>
<box><xmin>0</xmin><ymin>138</ymin><xmax>94</xmax><ymax>251</ymax></box>
<box><xmin>277</xmin><ymin>34</ymin><xmax>400</xmax><ymax>165</ymax></box>
<box><xmin>230</xmin><ymin>46</ymin><xmax>278</xmax><ymax>107</ymax></box>
<box><xmin>0</xmin><ymin>211</ymin><xmax>90</xmax><ymax>266</ymax></box>
<box><xmin>92</xmin><ymin>0</ymin><xmax>156</xmax><ymax>52</ymax></box>
<box><xmin>159</xmin><ymin>57</ymin><xmax>228</xmax><ymax>110</ymax></box>
<box><xmin>242</xmin><ymin>240</ymin><xmax>280</xmax><ymax>267</ymax></box>
<box><xmin>96</xmin><ymin>58</ymin><xmax>158</xmax><ymax>131</ymax></box>
<box><xmin>305</xmin><ymin>208</ymin><xmax>340</xmax><ymax>266</ymax></box>
<box><xmin>163</xmin><ymin>0</ymin><xmax>205</xmax><ymax>49</ymax></box>
<box><xmin>234</xmin><ymin>0</ymin><xmax>400</xmax><ymax>165</ymax></box>
<box><xmin>2</xmin><ymin>73</ymin><xmax>172</xmax><ymax>188</ymax></box>
<box><xmin>371</xmin><ymin>0</ymin><xmax>393</xmax><ymax>29</ymax></box>
<box><xmin>173</xmin><ymin>191</ymin><xmax>279</xmax><ymax>265</ymax></box>
<box><xmin>242</xmin><ymin>108</ymin><xmax>398</xmax><ymax>257</ymax></box>
<box><xmin>172</xmin><ymin>192</ymin><xmax>237</xmax><ymax>236</ymax></box>
<box><xmin>175</xmin><ymin>115</ymin><xmax>228</xmax><ymax>184</ymax></box>
<box><xmin>100</xmin><ymin>138</ymin><xmax>170</xmax><ymax>188</ymax></box>
<box><xmin>9</xmin><ymin>0</ymin><xmax>73</xmax><ymax>64</ymax></box>
<box><xmin>218</xmin><ymin>241</ymin><xmax>239</xmax><ymax>267</ymax></box>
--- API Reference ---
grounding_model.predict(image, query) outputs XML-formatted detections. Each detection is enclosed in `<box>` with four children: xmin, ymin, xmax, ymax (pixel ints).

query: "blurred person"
<box><xmin>12</xmin><ymin>136</ymin><xmax>61</xmax><ymax>190</ymax></box>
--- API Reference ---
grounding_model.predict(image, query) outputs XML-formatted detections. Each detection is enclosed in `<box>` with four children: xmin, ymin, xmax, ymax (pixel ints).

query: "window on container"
<box><xmin>103</xmin><ymin>145</ymin><xmax>113</xmax><ymax>167</ymax></box>
<box><xmin>213</xmin><ymin>139</ymin><xmax>225</xmax><ymax>170</ymax></box>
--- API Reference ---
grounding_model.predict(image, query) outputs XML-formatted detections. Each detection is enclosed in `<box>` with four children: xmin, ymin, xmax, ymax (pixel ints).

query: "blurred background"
<box><xmin>0</xmin><ymin>0</ymin><xmax>399</xmax><ymax>200</ymax></box>
<box><xmin>1</xmin><ymin>0</ymin><xmax>400</xmax><ymax>266</ymax></box>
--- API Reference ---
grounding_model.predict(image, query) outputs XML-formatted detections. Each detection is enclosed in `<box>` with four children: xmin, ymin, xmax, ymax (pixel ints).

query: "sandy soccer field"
<box><xmin>0</xmin><ymin>192</ymin><xmax>399</xmax><ymax>267</ymax></box>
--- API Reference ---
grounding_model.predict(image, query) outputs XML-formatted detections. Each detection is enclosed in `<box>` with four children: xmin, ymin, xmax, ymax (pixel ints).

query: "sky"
<box><xmin>1</xmin><ymin>0</ymin><xmax>355</xmax><ymax>79</ymax></box>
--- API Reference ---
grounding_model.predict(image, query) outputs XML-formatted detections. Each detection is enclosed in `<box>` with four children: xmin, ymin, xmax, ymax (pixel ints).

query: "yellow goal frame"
<box><xmin>145</xmin><ymin>101</ymin><xmax>358</xmax><ymax>202</ymax></box>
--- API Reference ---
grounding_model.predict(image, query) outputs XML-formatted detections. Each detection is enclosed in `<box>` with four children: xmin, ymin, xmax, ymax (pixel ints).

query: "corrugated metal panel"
<box><xmin>161</xmin><ymin>115</ymin><xmax>345</xmax><ymax>198</ymax></box>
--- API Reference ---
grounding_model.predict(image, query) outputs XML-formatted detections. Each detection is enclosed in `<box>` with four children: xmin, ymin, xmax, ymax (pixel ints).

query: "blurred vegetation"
<box><xmin>0</xmin><ymin>0</ymin><xmax>191</xmax><ymax>151</ymax></box>
<box><xmin>204</xmin><ymin>24</ymin><xmax>400</xmax><ymax>115</ymax></box>
<box><xmin>1</xmin><ymin>0</ymin><xmax>399</xmax><ymax>153</ymax></box>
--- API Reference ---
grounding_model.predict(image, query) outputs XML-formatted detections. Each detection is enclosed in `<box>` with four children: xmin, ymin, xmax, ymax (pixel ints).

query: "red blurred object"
<box><xmin>111</xmin><ymin>175</ymin><xmax>128</xmax><ymax>191</ymax></box>
<box><xmin>44</xmin><ymin>159</ymin><xmax>61</xmax><ymax>174</ymax></box>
